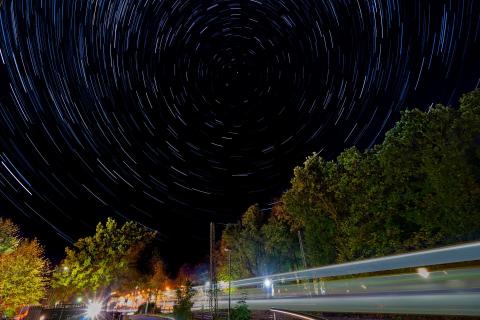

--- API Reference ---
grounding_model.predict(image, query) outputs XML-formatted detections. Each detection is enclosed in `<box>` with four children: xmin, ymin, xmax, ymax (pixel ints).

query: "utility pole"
<box><xmin>224</xmin><ymin>248</ymin><xmax>232</xmax><ymax>320</ymax></box>
<box><xmin>209</xmin><ymin>222</ymin><xmax>213</xmax><ymax>317</ymax></box>
<box><xmin>297</xmin><ymin>230</ymin><xmax>307</xmax><ymax>269</ymax></box>
<box><xmin>209</xmin><ymin>222</ymin><xmax>218</xmax><ymax>319</ymax></box>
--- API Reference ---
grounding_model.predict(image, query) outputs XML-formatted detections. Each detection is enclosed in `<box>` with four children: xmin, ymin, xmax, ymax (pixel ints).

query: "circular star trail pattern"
<box><xmin>0</xmin><ymin>0</ymin><xmax>479</xmax><ymax>267</ymax></box>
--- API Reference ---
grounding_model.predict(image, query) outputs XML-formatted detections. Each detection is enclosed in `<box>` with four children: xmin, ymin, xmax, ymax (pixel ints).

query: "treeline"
<box><xmin>216</xmin><ymin>90</ymin><xmax>480</xmax><ymax>280</ymax></box>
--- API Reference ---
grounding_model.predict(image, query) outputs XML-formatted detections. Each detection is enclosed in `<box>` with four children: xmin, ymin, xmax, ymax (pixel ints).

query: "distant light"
<box><xmin>86</xmin><ymin>301</ymin><xmax>102</xmax><ymax>318</ymax></box>
<box><xmin>76</xmin><ymin>297</ymin><xmax>83</xmax><ymax>303</ymax></box>
<box><xmin>39</xmin><ymin>316</ymin><xmax>45</xmax><ymax>320</ymax></box>
<box><xmin>63</xmin><ymin>266</ymin><xmax>69</xmax><ymax>272</ymax></box>
<box><xmin>417</xmin><ymin>267</ymin><xmax>430</xmax><ymax>279</ymax></box>
<box><xmin>264</xmin><ymin>279</ymin><xmax>272</xmax><ymax>288</ymax></box>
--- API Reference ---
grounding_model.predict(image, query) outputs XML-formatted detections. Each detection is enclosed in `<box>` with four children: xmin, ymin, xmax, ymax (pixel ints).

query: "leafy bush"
<box><xmin>231</xmin><ymin>295</ymin><xmax>251</xmax><ymax>320</ymax></box>
<box><xmin>173</xmin><ymin>280</ymin><xmax>195</xmax><ymax>320</ymax></box>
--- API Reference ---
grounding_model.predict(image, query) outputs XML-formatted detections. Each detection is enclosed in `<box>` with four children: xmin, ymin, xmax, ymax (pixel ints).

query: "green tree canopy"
<box><xmin>231</xmin><ymin>295</ymin><xmax>251</xmax><ymax>320</ymax></box>
<box><xmin>0</xmin><ymin>218</ymin><xmax>20</xmax><ymax>254</ymax></box>
<box><xmin>282</xmin><ymin>154</ymin><xmax>339</xmax><ymax>266</ymax></box>
<box><xmin>52</xmin><ymin>217</ymin><xmax>157</xmax><ymax>299</ymax></box>
<box><xmin>218</xmin><ymin>203</ymin><xmax>301</xmax><ymax>280</ymax></box>
<box><xmin>262</xmin><ymin>202</ymin><xmax>301</xmax><ymax>272</ymax></box>
<box><xmin>284</xmin><ymin>90</ymin><xmax>480</xmax><ymax>263</ymax></box>
<box><xmin>0</xmin><ymin>219</ymin><xmax>49</xmax><ymax>317</ymax></box>
<box><xmin>218</xmin><ymin>205</ymin><xmax>267</xmax><ymax>279</ymax></box>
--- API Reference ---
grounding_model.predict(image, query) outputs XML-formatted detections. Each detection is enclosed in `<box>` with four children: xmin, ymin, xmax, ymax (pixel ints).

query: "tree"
<box><xmin>147</xmin><ymin>259</ymin><xmax>168</xmax><ymax>311</ymax></box>
<box><xmin>175</xmin><ymin>264</ymin><xmax>194</xmax><ymax>286</ymax></box>
<box><xmin>172</xmin><ymin>280</ymin><xmax>195</xmax><ymax>320</ymax></box>
<box><xmin>0</xmin><ymin>218</ymin><xmax>20</xmax><ymax>254</ymax></box>
<box><xmin>285</xmin><ymin>90</ymin><xmax>480</xmax><ymax>263</ymax></box>
<box><xmin>282</xmin><ymin>154</ymin><xmax>338</xmax><ymax>266</ymax></box>
<box><xmin>218</xmin><ymin>205</ymin><xmax>269</xmax><ymax>280</ymax></box>
<box><xmin>52</xmin><ymin>217</ymin><xmax>157</xmax><ymax>299</ymax></box>
<box><xmin>334</xmin><ymin>148</ymin><xmax>406</xmax><ymax>261</ymax></box>
<box><xmin>262</xmin><ymin>202</ymin><xmax>301</xmax><ymax>272</ymax></box>
<box><xmin>0</xmin><ymin>220</ymin><xmax>49</xmax><ymax>317</ymax></box>
<box><xmin>374</xmin><ymin>92</ymin><xmax>480</xmax><ymax>248</ymax></box>
<box><xmin>149</xmin><ymin>259</ymin><xmax>168</xmax><ymax>290</ymax></box>
<box><xmin>218</xmin><ymin>203</ymin><xmax>303</xmax><ymax>280</ymax></box>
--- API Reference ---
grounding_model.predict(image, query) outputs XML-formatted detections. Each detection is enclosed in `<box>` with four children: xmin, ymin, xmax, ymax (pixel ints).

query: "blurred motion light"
<box><xmin>264</xmin><ymin>278</ymin><xmax>272</xmax><ymax>288</ymax></box>
<box><xmin>86</xmin><ymin>301</ymin><xmax>102</xmax><ymax>318</ymax></box>
<box><xmin>417</xmin><ymin>267</ymin><xmax>430</xmax><ymax>279</ymax></box>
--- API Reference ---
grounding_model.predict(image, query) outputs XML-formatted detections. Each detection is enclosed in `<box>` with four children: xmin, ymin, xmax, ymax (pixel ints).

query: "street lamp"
<box><xmin>264</xmin><ymin>279</ymin><xmax>271</xmax><ymax>288</ymax></box>
<box><xmin>264</xmin><ymin>278</ymin><xmax>274</xmax><ymax>297</ymax></box>
<box><xmin>86</xmin><ymin>301</ymin><xmax>102</xmax><ymax>319</ymax></box>
<box><xmin>224</xmin><ymin>248</ymin><xmax>232</xmax><ymax>320</ymax></box>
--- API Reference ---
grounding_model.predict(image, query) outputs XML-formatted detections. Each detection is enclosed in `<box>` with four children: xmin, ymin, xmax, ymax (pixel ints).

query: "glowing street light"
<box><xmin>86</xmin><ymin>301</ymin><xmax>102</xmax><ymax>319</ymax></box>
<box><xmin>264</xmin><ymin>279</ymin><xmax>272</xmax><ymax>288</ymax></box>
<box><xmin>264</xmin><ymin>278</ymin><xmax>274</xmax><ymax>297</ymax></box>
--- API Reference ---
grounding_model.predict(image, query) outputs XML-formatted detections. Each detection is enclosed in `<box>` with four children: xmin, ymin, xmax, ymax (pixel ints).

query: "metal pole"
<box><xmin>213</xmin><ymin>225</ymin><xmax>218</xmax><ymax>318</ymax></box>
<box><xmin>209</xmin><ymin>222</ymin><xmax>218</xmax><ymax>319</ymax></box>
<box><xmin>209</xmin><ymin>222</ymin><xmax>214</xmax><ymax>317</ymax></box>
<box><xmin>228</xmin><ymin>250</ymin><xmax>231</xmax><ymax>320</ymax></box>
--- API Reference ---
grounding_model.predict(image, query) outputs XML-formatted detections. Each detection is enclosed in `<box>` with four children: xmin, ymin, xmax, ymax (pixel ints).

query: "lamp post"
<box><xmin>209</xmin><ymin>222</ymin><xmax>217</xmax><ymax>319</ymax></box>
<box><xmin>224</xmin><ymin>248</ymin><xmax>232</xmax><ymax>320</ymax></box>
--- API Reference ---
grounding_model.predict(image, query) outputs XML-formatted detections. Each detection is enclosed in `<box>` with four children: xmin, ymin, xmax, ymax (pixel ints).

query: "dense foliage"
<box><xmin>0</xmin><ymin>218</ymin><xmax>20</xmax><ymax>254</ymax></box>
<box><xmin>230</xmin><ymin>295</ymin><xmax>251</xmax><ymax>320</ymax></box>
<box><xmin>217</xmin><ymin>90</ymin><xmax>480</xmax><ymax>276</ymax></box>
<box><xmin>173</xmin><ymin>280</ymin><xmax>195</xmax><ymax>320</ymax></box>
<box><xmin>217</xmin><ymin>203</ymin><xmax>301</xmax><ymax>280</ymax></box>
<box><xmin>52</xmin><ymin>217</ymin><xmax>159</xmax><ymax>299</ymax></box>
<box><xmin>0</xmin><ymin>219</ymin><xmax>49</xmax><ymax>317</ymax></box>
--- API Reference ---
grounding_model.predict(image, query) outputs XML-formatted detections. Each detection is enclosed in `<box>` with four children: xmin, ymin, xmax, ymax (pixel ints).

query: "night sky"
<box><xmin>0</xmin><ymin>0</ymin><xmax>479</xmax><ymax>273</ymax></box>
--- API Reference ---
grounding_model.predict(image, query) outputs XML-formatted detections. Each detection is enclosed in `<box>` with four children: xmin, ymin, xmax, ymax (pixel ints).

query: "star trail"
<box><xmin>0</xmin><ymin>0</ymin><xmax>479</xmax><ymax>269</ymax></box>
